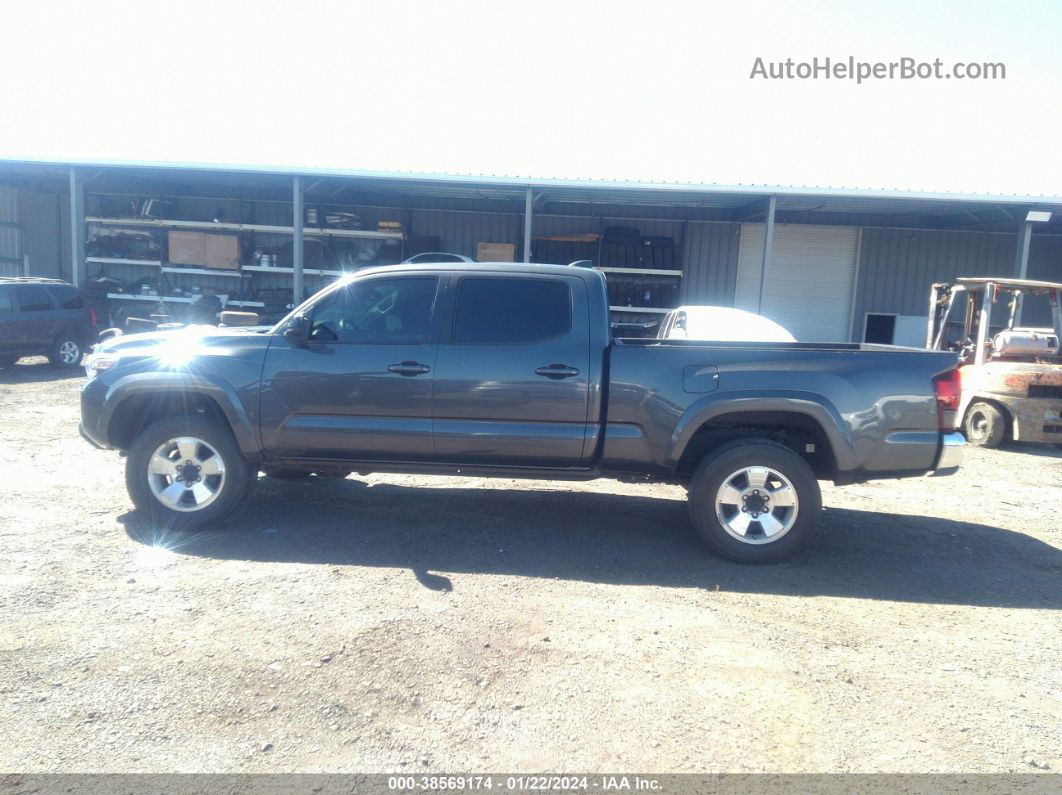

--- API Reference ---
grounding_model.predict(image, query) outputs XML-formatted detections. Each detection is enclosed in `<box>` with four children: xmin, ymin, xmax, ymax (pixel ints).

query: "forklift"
<box><xmin>926</xmin><ymin>277</ymin><xmax>1062</xmax><ymax>448</ymax></box>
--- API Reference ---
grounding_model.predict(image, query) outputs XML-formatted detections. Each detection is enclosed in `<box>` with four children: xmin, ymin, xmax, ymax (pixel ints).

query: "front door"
<box><xmin>432</xmin><ymin>273</ymin><xmax>592</xmax><ymax>466</ymax></box>
<box><xmin>0</xmin><ymin>286</ymin><xmax>20</xmax><ymax>355</ymax></box>
<box><xmin>12</xmin><ymin>284</ymin><xmax>56</xmax><ymax>351</ymax></box>
<box><xmin>260</xmin><ymin>274</ymin><xmax>441</xmax><ymax>461</ymax></box>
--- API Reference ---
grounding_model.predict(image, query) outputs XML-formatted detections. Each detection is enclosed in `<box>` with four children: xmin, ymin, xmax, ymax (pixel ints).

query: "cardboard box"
<box><xmin>203</xmin><ymin>233</ymin><xmax>240</xmax><ymax>270</ymax></box>
<box><xmin>168</xmin><ymin>230</ymin><xmax>241</xmax><ymax>270</ymax></box>
<box><xmin>476</xmin><ymin>242</ymin><xmax>516</xmax><ymax>262</ymax></box>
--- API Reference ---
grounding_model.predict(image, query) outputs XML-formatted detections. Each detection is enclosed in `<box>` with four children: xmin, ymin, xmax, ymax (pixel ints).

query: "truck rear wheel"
<box><xmin>963</xmin><ymin>401</ymin><xmax>1006</xmax><ymax>448</ymax></box>
<box><xmin>688</xmin><ymin>440</ymin><xmax>821</xmax><ymax>564</ymax></box>
<box><xmin>125</xmin><ymin>416</ymin><xmax>255</xmax><ymax>531</ymax></box>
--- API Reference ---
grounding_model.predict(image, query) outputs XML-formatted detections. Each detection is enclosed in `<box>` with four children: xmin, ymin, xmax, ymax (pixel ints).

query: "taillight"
<box><xmin>89</xmin><ymin>307</ymin><xmax>97</xmax><ymax>326</ymax></box>
<box><xmin>933</xmin><ymin>369</ymin><xmax>961</xmax><ymax>430</ymax></box>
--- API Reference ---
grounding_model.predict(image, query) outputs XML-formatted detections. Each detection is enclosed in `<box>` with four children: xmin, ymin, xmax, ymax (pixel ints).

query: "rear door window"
<box><xmin>15</xmin><ymin>285</ymin><xmax>54</xmax><ymax>312</ymax></box>
<box><xmin>452</xmin><ymin>277</ymin><xmax>572</xmax><ymax>344</ymax></box>
<box><xmin>47</xmin><ymin>285</ymin><xmax>85</xmax><ymax>310</ymax></box>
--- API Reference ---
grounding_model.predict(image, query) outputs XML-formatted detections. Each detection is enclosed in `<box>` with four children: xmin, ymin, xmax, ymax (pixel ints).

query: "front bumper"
<box><xmin>79</xmin><ymin>376</ymin><xmax>110</xmax><ymax>449</ymax></box>
<box><xmin>79</xmin><ymin>421</ymin><xmax>107</xmax><ymax>449</ymax></box>
<box><xmin>930</xmin><ymin>432</ymin><xmax>964</xmax><ymax>476</ymax></box>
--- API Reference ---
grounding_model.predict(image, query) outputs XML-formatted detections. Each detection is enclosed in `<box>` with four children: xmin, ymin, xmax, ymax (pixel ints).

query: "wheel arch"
<box><xmin>101</xmin><ymin>374</ymin><xmax>260</xmax><ymax>457</ymax></box>
<box><xmin>52</xmin><ymin>325</ymin><xmax>83</xmax><ymax>345</ymax></box>
<box><xmin>668</xmin><ymin>394</ymin><xmax>854</xmax><ymax>480</ymax></box>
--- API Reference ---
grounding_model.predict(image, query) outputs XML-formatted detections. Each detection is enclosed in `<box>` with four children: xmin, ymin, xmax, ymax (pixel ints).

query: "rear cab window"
<box><xmin>0</xmin><ymin>286</ymin><xmax>14</xmax><ymax>315</ymax></box>
<box><xmin>452</xmin><ymin>277</ymin><xmax>572</xmax><ymax>344</ymax></box>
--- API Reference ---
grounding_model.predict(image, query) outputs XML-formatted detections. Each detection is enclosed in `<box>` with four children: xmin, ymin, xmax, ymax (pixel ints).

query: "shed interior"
<box><xmin>1</xmin><ymin>160</ymin><xmax>1060</xmax><ymax>340</ymax></box>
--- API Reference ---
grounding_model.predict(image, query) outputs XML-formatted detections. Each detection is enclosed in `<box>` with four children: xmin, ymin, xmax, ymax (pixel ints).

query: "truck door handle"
<box><xmin>388</xmin><ymin>361</ymin><xmax>431</xmax><ymax>376</ymax></box>
<box><xmin>535</xmin><ymin>364</ymin><xmax>580</xmax><ymax>379</ymax></box>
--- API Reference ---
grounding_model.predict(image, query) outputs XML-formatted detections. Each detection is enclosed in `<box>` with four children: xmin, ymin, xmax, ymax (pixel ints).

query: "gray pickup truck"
<box><xmin>80</xmin><ymin>263</ymin><xmax>963</xmax><ymax>563</ymax></box>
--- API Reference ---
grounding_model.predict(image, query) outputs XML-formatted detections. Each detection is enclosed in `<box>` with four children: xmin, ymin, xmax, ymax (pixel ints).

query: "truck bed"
<box><xmin>601</xmin><ymin>338</ymin><xmax>957</xmax><ymax>482</ymax></box>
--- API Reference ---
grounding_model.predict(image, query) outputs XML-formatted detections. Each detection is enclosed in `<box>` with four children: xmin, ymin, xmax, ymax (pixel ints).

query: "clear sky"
<box><xmin>2</xmin><ymin>0</ymin><xmax>1060</xmax><ymax>196</ymax></box>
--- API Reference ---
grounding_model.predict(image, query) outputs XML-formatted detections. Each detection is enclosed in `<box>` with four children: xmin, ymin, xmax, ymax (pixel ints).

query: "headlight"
<box><xmin>84</xmin><ymin>352</ymin><xmax>120</xmax><ymax>379</ymax></box>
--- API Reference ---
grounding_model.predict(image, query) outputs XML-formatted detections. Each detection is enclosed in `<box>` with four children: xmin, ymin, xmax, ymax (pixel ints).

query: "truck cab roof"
<box><xmin>344</xmin><ymin>261</ymin><xmax>604</xmax><ymax>281</ymax></box>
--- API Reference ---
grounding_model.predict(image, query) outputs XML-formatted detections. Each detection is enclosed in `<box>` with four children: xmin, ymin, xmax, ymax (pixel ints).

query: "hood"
<box><xmin>98</xmin><ymin>324</ymin><xmax>270</xmax><ymax>354</ymax></box>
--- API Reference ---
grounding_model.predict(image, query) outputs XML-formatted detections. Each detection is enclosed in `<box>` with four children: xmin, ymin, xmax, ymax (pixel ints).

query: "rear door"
<box><xmin>46</xmin><ymin>284</ymin><xmax>91</xmax><ymax>338</ymax></box>
<box><xmin>432</xmin><ymin>273</ymin><xmax>592</xmax><ymax>466</ymax></box>
<box><xmin>13</xmin><ymin>284</ymin><xmax>57</xmax><ymax>351</ymax></box>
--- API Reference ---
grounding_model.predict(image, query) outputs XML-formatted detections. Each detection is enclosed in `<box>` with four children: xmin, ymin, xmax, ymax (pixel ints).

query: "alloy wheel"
<box><xmin>714</xmin><ymin>466</ymin><xmax>800</xmax><ymax>544</ymax></box>
<box><xmin>147</xmin><ymin>437</ymin><xmax>227</xmax><ymax>512</ymax></box>
<box><xmin>58</xmin><ymin>340</ymin><xmax>80</xmax><ymax>364</ymax></box>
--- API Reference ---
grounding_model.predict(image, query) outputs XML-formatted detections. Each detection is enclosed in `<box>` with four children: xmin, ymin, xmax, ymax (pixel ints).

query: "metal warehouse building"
<box><xmin>1</xmin><ymin>158</ymin><xmax>1060</xmax><ymax>343</ymax></box>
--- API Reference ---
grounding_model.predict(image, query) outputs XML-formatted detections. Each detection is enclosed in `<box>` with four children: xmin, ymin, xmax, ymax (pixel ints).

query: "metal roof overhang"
<box><xmin>2</xmin><ymin>157</ymin><xmax>1061</xmax><ymax>231</ymax></box>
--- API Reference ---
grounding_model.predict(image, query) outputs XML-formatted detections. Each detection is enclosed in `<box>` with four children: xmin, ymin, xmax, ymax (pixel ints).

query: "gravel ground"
<box><xmin>0</xmin><ymin>358</ymin><xmax>1060</xmax><ymax>774</ymax></box>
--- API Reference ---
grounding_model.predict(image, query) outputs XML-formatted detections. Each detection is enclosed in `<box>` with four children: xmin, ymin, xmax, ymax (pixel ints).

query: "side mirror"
<box><xmin>283</xmin><ymin>314</ymin><xmax>310</xmax><ymax>347</ymax></box>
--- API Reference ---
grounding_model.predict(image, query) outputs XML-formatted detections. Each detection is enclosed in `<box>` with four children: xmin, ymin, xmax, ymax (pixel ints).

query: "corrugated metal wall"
<box><xmin>1028</xmin><ymin>234</ymin><xmax>1062</xmax><ymax>283</ymax></box>
<box><xmin>19</xmin><ymin>190</ymin><xmax>63</xmax><ymax>279</ymax></box>
<box><xmin>853</xmin><ymin>228</ymin><xmax>1017</xmax><ymax>322</ymax></box>
<box><xmin>410</xmin><ymin>209</ymin><xmax>521</xmax><ymax>260</ymax></box>
<box><xmin>534</xmin><ymin>214</ymin><xmax>739</xmax><ymax>306</ymax></box>
<box><xmin>681</xmin><ymin>222</ymin><xmax>741</xmax><ymax>304</ymax></box>
<box><xmin>533</xmin><ymin>214</ymin><xmax>684</xmax><ymax>241</ymax></box>
<box><xmin>0</xmin><ymin>186</ymin><xmax>20</xmax><ymax>276</ymax></box>
<box><xmin>853</xmin><ymin>227</ymin><xmax>1062</xmax><ymax>335</ymax></box>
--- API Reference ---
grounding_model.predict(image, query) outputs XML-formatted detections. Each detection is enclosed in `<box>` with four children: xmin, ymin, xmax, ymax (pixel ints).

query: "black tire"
<box><xmin>48</xmin><ymin>331</ymin><xmax>83</xmax><ymax>369</ymax></box>
<box><xmin>125</xmin><ymin>416</ymin><xmax>256</xmax><ymax>531</ymax></box>
<box><xmin>688</xmin><ymin>440</ymin><xmax>822</xmax><ymax>564</ymax></box>
<box><xmin>964</xmin><ymin>401</ymin><xmax>1006</xmax><ymax>448</ymax></box>
<box><xmin>0</xmin><ymin>354</ymin><xmax>19</xmax><ymax>368</ymax></box>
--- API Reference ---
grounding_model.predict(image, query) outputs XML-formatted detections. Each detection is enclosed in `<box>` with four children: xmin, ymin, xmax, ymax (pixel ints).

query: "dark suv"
<box><xmin>0</xmin><ymin>278</ymin><xmax>97</xmax><ymax>369</ymax></box>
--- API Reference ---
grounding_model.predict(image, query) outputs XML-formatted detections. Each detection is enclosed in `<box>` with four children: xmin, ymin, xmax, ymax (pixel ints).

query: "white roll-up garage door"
<box><xmin>735</xmin><ymin>223</ymin><xmax>859</xmax><ymax>342</ymax></box>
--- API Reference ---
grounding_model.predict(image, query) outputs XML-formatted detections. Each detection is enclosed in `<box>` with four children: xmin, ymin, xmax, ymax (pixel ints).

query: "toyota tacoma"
<box><xmin>80</xmin><ymin>262</ymin><xmax>963</xmax><ymax>563</ymax></box>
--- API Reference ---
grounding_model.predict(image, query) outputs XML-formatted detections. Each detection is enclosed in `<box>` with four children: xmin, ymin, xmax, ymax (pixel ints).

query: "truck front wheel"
<box><xmin>125</xmin><ymin>416</ymin><xmax>256</xmax><ymax>531</ymax></box>
<box><xmin>688</xmin><ymin>440</ymin><xmax>821</xmax><ymax>563</ymax></box>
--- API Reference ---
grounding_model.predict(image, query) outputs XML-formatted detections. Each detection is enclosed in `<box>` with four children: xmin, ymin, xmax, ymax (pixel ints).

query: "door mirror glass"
<box><xmin>283</xmin><ymin>314</ymin><xmax>310</xmax><ymax>346</ymax></box>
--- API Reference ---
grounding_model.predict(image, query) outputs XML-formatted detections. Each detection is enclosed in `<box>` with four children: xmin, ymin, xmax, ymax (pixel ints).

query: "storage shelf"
<box><xmin>162</xmin><ymin>266</ymin><xmax>243</xmax><ymax>279</ymax></box>
<box><xmin>609</xmin><ymin>305</ymin><xmax>672</xmax><ymax>314</ymax></box>
<box><xmin>87</xmin><ymin>216</ymin><xmax>403</xmax><ymax>240</ymax></box>
<box><xmin>106</xmin><ymin>292</ymin><xmax>266</xmax><ymax>308</ymax></box>
<box><xmin>107</xmin><ymin>292</ymin><xmax>196</xmax><ymax>304</ymax></box>
<box><xmin>86</xmin><ymin>256</ymin><xmax>161</xmax><ymax>267</ymax></box>
<box><xmin>242</xmin><ymin>264</ymin><xmax>346</xmax><ymax>277</ymax></box>
<box><xmin>307</xmin><ymin>227</ymin><xmax>401</xmax><ymax>240</ymax></box>
<box><xmin>597</xmin><ymin>267</ymin><xmax>682</xmax><ymax>277</ymax></box>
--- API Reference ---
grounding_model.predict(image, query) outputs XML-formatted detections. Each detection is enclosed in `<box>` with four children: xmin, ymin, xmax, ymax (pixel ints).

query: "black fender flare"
<box><xmin>664</xmin><ymin>390</ymin><xmax>857</xmax><ymax>472</ymax></box>
<box><xmin>101</xmin><ymin>371</ymin><xmax>260</xmax><ymax>456</ymax></box>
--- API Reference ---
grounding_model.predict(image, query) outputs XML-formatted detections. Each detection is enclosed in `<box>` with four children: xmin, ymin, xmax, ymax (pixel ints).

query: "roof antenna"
<box><xmin>568</xmin><ymin>260</ymin><xmax>594</xmax><ymax>269</ymax></box>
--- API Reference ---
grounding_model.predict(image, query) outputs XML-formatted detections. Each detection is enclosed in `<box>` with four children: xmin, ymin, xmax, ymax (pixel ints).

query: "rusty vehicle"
<box><xmin>927</xmin><ymin>277</ymin><xmax>1062</xmax><ymax>448</ymax></box>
